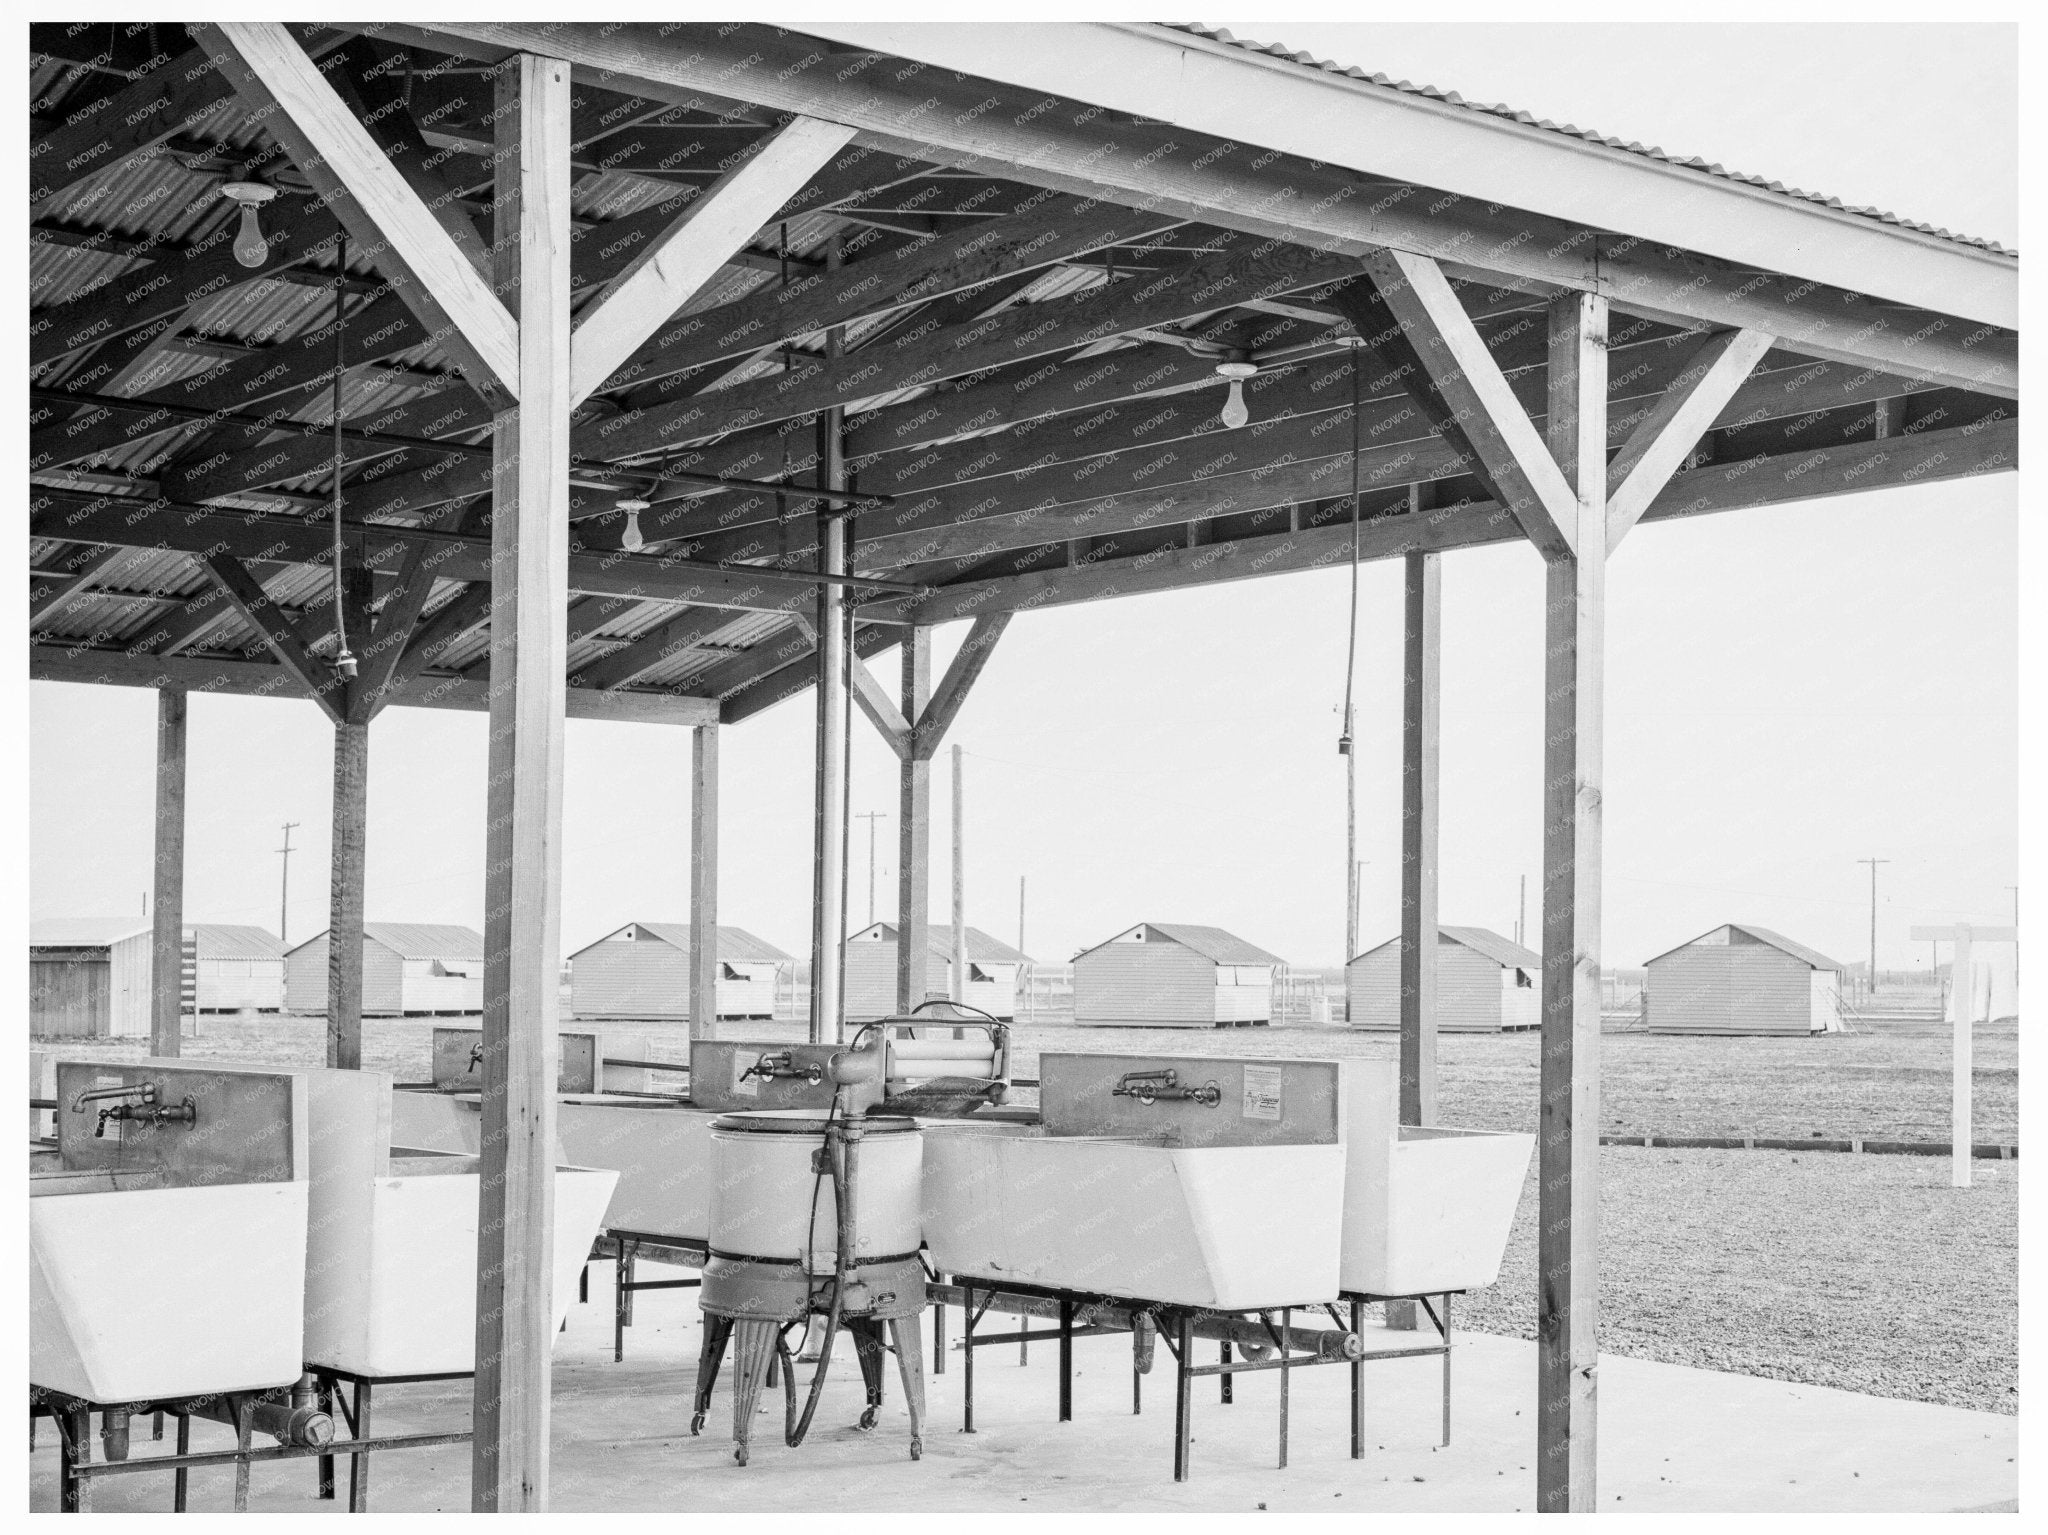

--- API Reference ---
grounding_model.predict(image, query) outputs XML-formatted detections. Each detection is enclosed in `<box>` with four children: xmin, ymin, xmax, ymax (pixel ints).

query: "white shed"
<box><xmin>1643</xmin><ymin>923</ymin><xmax>1845</xmax><ymax>1035</ymax></box>
<box><xmin>843</xmin><ymin>923</ymin><xmax>1031</xmax><ymax>1021</ymax></box>
<box><xmin>285</xmin><ymin>923</ymin><xmax>486</xmax><ymax>1016</ymax></box>
<box><xmin>1071</xmin><ymin>922</ymin><xmax>1284</xmax><ymax>1028</ymax></box>
<box><xmin>1346</xmin><ymin>926</ymin><xmax>1540</xmax><ymax>1032</ymax></box>
<box><xmin>188</xmin><ymin>924</ymin><xmax>287</xmax><ymax>1012</ymax></box>
<box><xmin>567</xmin><ymin>922</ymin><xmax>794</xmax><ymax>1021</ymax></box>
<box><xmin>29</xmin><ymin>919</ymin><xmax>167</xmax><ymax>1039</ymax></box>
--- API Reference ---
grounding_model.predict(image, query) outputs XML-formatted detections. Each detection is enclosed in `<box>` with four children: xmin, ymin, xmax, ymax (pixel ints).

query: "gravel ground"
<box><xmin>1454</xmin><ymin>1146</ymin><xmax>2019</xmax><ymax>1416</ymax></box>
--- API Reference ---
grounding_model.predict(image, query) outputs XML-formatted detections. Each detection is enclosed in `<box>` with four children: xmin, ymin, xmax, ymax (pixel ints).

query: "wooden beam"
<box><xmin>1398</xmin><ymin>547</ymin><xmax>1440</xmax><ymax>1125</ymax></box>
<box><xmin>719</xmin><ymin>621</ymin><xmax>894</xmax><ymax>726</ymax></box>
<box><xmin>150</xmin><ymin>687</ymin><xmax>188</xmax><ymax>1056</ymax></box>
<box><xmin>689</xmin><ymin>725</ymin><xmax>719</xmax><ymax>1041</ymax></box>
<box><xmin>913</xmin><ymin>614</ymin><xmax>1010</xmax><ymax>759</ymax></box>
<box><xmin>194</xmin><ymin>22</ymin><xmax>521</xmax><ymax>404</ymax></box>
<box><xmin>30</xmin><ymin>644</ymin><xmax>718</xmax><ymax>723</ymax></box>
<box><xmin>857</xmin><ymin>416</ymin><xmax>2015</xmax><ymax>627</ymax></box>
<box><xmin>896</xmin><ymin>628</ymin><xmax>932</xmax><ymax>1012</ymax></box>
<box><xmin>327</xmin><ymin>717</ymin><xmax>367</xmax><ymax>1069</ymax></box>
<box><xmin>568</xmin><ymin>116</ymin><xmax>857</xmax><ymax>406</ymax></box>
<box><xmin>29</xmin><ymin>544</ymin><xmax>130</xmax><ymax>627</ymax></box>
<box><xmin>570</xmin><ymin>605</ymin><xmax>772</xmax><ymax>692</ymax></box>
<box><xmin>794</xmin><ymin>614</ymin><xmax>909</xmax><ymax>753</ymax></box>
<box><xmin>354</xmin><ymin>505</ymin><xmax>478</xmax><ymax>719</ymax></box>
<box><xmin>1606</xmin><ymin>329</ymin><xmax>1775</xmax><ymax>551</ymax></box>
<box><xmin>1535</xmin><ymin>289</ymin><xmax>1607</xmax><ymax>1513</ymax></box>
<box><xmin>471</xmin><ymin>52</ymin><xmax>572</xmax><ymax>1514</ymax></box>
<box><xmin>1358</xmin><ymin>250</ymin><xmax>1579</xmax><ymax>556</ymax></box>
<box><xmin>403</xmin><ymin>23</ymin><xmax>2014</xmax><ymax>395</ymax></box>
<box><xmin>200</xmin><ymin>553</ymin><xmax>345</xmax><ymax>723</ymax></box>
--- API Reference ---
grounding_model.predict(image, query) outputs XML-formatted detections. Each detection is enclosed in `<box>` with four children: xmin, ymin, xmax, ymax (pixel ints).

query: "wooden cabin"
<box><xmin>1072</xmin><ymin>922</ymin><xmax>1284</xmax><ymax>1027</ymax></box>
<box><xmin>1347</xmin><ymin>926</ymin><xmax>1540</xmax><ymax>1031</ymax></box>
<box><xmin>285</xmin><ymin>923</ymin><xmax>486</xmax><ymax>1017</ymax></box>
<box><xmin>566</xmin><ymin>922</ymin><xmax>793</xmax><ymax>1021</ymax></box>
<box><xmin>843</xmin><ymin>922</ymin><xmax>1031</xmax><ymax>1021</ymax></box>
<box><xmin>1644</xmin><ymin>924</ymin><xmax>1845</xmax><ymax>1035</ymax></box>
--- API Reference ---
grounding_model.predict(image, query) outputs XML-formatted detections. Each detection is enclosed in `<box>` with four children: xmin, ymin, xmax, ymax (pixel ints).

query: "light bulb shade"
<box><xmin>620</xmin><ymin>508</ymin><xmax>645</xmax><ymax>552</ymax></box>
<box><xmin>1219</xmin><ymin>377</ymin><xmax>1249</xmax><ymax>430</ymax></box>
<box><xmin>232</xmin><ymin>204</ymin><xmax>269</xmax><ymax>269</ymax></box>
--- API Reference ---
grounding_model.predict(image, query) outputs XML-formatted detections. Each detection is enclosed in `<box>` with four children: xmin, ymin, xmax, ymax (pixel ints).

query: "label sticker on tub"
<box><xmin>1241</xmin><ymin>1065</ymin><xmax>1283</xmax><ymax>1121</ymax></box>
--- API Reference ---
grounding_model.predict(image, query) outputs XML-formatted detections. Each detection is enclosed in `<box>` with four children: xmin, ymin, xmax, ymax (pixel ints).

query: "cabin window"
<box><xmin>721</xmin><ymin>962</ymin><xmax>744</xmax><ymax>981</ymax></box>
<box><xmin>969</xmin><ymin>964</ymin><xmax>994</xmax><ymax>984</ymax></box>
<box><xmin>1515</xmin><ymin>969</ymin><xmax>1533</xmax><ymax>988</ymax></box>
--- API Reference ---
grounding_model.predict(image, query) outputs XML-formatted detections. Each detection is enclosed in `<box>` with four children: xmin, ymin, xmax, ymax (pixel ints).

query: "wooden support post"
<box><xmin>689</xmin><ymin>725</ymin><xmax>720</xmax><ymax>1040</ymax></box>
<box><xmin>811</xmin><ymin>239</ymin><xmax>851</xmax><ymax>1046</ymax></box>
<box><xmin>952</xmin><ymin>744</ymin><xmax>967</xmax><ymax>1002</ymax></box>
<box><xmin>1911</xmin><ymin>923</ymin><xmax>2013</xmax><ymax>1189</ymax></box>
<box><xmin>1399</xmin><ymin>547</ymin><xmax>1441</xmax><ymax>1125</ymax></box>
<box><xmin>1536</xmin><ymin>291</ymin><xmax>1607</xmax><ymax>1513</ymax></box>
<box><xmin>897</xmin><ymin>630</ymin><xmax>933</xmax><ymax>1013</ymax></box>
<box><xmin>150</xmin><ymin>688</ymin><xmax>188</xmax><ymax>1056</ymax></box>
<box><xmin>471</xmin><ymin>52</ymin><xmax>573</xmax><ymax>1514</ymax></box>
<box><xmin>327</xmin><ymin>717</ymin><xmax>368</xmax><ymax>1070</ymax></box>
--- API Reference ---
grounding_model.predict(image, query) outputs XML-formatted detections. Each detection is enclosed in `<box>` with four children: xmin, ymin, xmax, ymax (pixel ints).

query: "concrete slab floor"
<box><xmin>30</xmin><ymin>1261</ymin><xmax>2017</xmax><ymax>1513</ymax></box>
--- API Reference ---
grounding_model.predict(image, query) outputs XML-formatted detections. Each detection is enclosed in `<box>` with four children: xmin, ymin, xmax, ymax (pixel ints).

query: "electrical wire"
<box><xmin>330</xmin><ymin>233</ymin><xmax>356</xmax><ymax>678</ymax></box>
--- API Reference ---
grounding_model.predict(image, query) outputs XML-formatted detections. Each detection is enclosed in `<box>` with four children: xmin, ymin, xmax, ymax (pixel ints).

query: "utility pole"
<box><xmin>277</xmin><ymin>822</ymin><xmax>300</xmax><ymax>945</ymax></box>
<box><xmin>1518</xmin><ymin>873</ymin><xmax>1527</xmax><ymax>949</ymax></box>
<box><xmin>1858</xmin><ymin>858</ymin><xmax>1890</xmax><ymax>997</ymax></box>
<box><xmin>1342</xmin><ymin>708</ymin><xmax>1358</xmax><ymax>977</ymax></box>
<box><xmin>951</xmin><ymin>745</ymin><xmax>967</xmax><ymax>1003</ymax></box>
<box><xmin>1018</xmin><ymin>874</ymin><xmax>1028</xmax><ymax>1024</ymax></box>
<box><xmin>855</xmin><ymin>812</ymin><xmax>886</xmax><ymax>928</ymax></box>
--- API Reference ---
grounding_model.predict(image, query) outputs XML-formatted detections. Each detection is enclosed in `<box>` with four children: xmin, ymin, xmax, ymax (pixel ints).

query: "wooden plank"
<box><xmin>689</xmin><ymin>725</ymin><xmax>719</xmax><ymax>1041</ymax></box>
<box><xmin>1359</xmin><ymin>250</ymin><xmax>1579</xmax><ymax>556</ymax></box>
<box><xmin>471</xmin><ymin>52</ymin><xmax>572</xmax><ymax>1514</ymax></box>
<box><xmin>571</xmin><ymin>606</ymin><xmax>766</xmax><ymax>692</ymax></box>
<box><xmin>845</xmin><ymin>639</ymin><xmax>912</xmax><ymax>755</ymax></box>
<box><xmin>1535</xmin><ymin>290</ymin><xmax>1607</xmax><ymax>1513</ymax></box>
<box><xmin>914</xmin><ymin>614</ymin><xmax>1010</xmax><ymax>759</ymax></box>
<box><xmin>720</xmin><ymin>621</ymin><xmax>894</xmax><ymax>725</ymax></box>
<box><xmin>150</xmin><ymin>688</ymin><xmax>188</xmax><ymax>1056</ymax></box>
<box><xmin>568</xmin><ymin>116</ymin><xmax>858</xmax><ymax>406</ymax></box>
<box><xmin>1606</xmin><ymin>328</ymin><xmax>1775</xmax><ymax>551</ymax></box>
<box><xmin>951</xmin><ymin>744</ymin><xmax>967</xmax><ymax>1002</ymax></box>
<box><xmin>194</xmin><ymin>23</ymin><xmax>520</xmax><ymax>404</ymax></box>
<box><xmin>199</xmin><ymin>553</ymin><xmax>345</xmax><ymax>723</ymax></box>
<box><xmin>897</xmin><ymin>628</ymin><xmax>932</xmax><ymax>1012</ymax></box>
<box><xmin>1399</xmin><ymin>547</ymin><xmax>1439</xmax><ymax>1124</ymax></box>
<box><xmin>29</xmin><ymin>544</ymin><xmax>129</xmax><ymax>627</ymax></box>
<box><xmin>353</xmin><ymin>505</ymin><xmax>475</xmax><ymax>719</ymax></box>
<box><xmin>327</xmin><ymin>719</ymin><xmax>367</xmax><ymax>1069</ymax></box>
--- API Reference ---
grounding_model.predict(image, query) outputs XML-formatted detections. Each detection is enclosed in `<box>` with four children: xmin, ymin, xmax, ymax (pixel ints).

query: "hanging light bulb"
<box><xmin>217</xmin><ymin>179</ymin><xmax>280</xmax><ymax>269</ymax></box>
<box><xmin>615</xmin><ymin>497</ymin><xmax>651</xmax><ymax>552</ymax></box>
<box><xmin>1215</xmin><ymin>358</ymin><xmax>1257</xmax><ymax>430</ymax></box>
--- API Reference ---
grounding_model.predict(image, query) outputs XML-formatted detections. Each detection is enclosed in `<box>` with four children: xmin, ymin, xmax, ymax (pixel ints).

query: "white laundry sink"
<box><xmin>302</xmin><ymin>1071</ymin><xmax>618</xmax><ymax>1376</ymax></box>
<box><xmin>390</xmin><ymin>1087</ymin><xmax>482</xmax><ymax>1154</ymax></box>
<box><xmin>31</xmin><ymin>1060</ymin><xmax>314</xmax><ymax>1404</ymax></box>
<box><xmin>922</xmin><ymin>1120</ymin><xmax>1345</xmax><ymax>1310</ymax></box>
<box><xmin>1335</xmin><ymin>1063</ymin><xmax>1532</xmax><ymax>1296</ymax></box>
<box><xmin>555</xmin><ymin>1097</ymin><xmax>717</xmax><ymax>1245</ymax></box>
<box><xmin>31</xmin><ymin>1179</ymin><xmax>310</xmax><ymax>1403</ymax></box>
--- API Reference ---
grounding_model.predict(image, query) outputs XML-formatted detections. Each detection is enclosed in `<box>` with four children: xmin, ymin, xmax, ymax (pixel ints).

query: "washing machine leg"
<box><xmin>891</xmin><ymin>1315</ymin><xmax>927</xmax><ymax>1461</ymax></box>
<box><xmin>691</xmin><ymin>1315</ymin><xmax>734</xmax><ymax>1436</ymax></box>
<box><xmin>728</xmin><ymin>1320</ymin><xmax>779</xmax><ymax>1466</ymax></box>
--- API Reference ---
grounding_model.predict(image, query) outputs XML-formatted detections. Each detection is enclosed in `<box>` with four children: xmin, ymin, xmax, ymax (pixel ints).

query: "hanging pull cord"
<box><xmin>1338</xmin><ymin>342</ymin><xmax>1362</xmax><ymax>754</ymax></box>
<box><xmin>330</xmin><ymin>234</ymin><xmax>357</xmax><ymax>679</ymax></box>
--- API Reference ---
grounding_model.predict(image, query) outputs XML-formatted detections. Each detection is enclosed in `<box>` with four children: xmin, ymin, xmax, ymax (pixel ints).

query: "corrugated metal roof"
<box><xmin>1164</xmin><ymin>24</ymin><xmax>2015</xmax><ymax>258</ymax></box>
<box><xmin>187</xmin><ymin>923</ymin><xmax>285</xmax><ymax>959</ymax></box>
<box><xmin>31</xmin><ymin>917</ymin><xmax>148</xmax><ymax>948</ymax></box>
<box><xmin>1349</xmin><ymin>925</ymin><xmax>1539</xmax><ymax>970</ymax></box>
<box><xmin>850</xmin><ymin>922</ymin><xmax>1033</xmax><ymax>965</ymax></box>
<box><xmin>286</xmin><ymin>922</ymin><xmax>485</xmax><ymax>960</ymax></box>
<box><xmin>1642</xmin><ymin>923</ymin><xmax>1844</xmax><ymax>972</ymax></box>
<box><xmin>572</xmin><ymin>923</ymin><xmax>796</xmax><ymax>963</ymax></box>
<box><xmin>1072</xmin><ymin>922</ymin><xmax>1279</xmax><ymax>966</ymax></box>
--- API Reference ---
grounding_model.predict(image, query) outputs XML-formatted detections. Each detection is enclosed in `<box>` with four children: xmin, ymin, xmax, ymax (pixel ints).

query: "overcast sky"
<box><xmin>27</xmin><ymin>22</ymin><xmax>2018</xmax><ymax>972</ymax></box>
